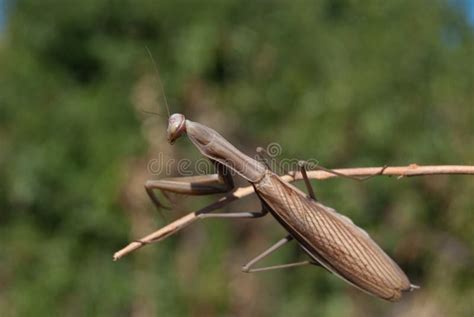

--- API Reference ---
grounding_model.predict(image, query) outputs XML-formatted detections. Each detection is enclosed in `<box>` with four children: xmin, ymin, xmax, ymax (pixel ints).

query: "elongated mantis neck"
<box><xmin>185</xmin><ymin>120</ymin><xmax>266</xmax><ymax>182</ymax></box>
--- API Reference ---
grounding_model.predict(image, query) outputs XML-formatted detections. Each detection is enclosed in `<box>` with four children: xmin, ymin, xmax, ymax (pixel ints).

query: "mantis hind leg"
<box><xmin>242</xmin><ymin>235</ymin><xmax>319</xmax><ymax>273</ymax></box>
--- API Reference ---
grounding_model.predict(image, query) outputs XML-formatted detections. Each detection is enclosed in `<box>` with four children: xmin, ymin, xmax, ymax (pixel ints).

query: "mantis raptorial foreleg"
<box><xmin>145</xmin><ymin>161</ymin><xmax>235</xmax><ymax>210</ymax></box>
<box><xmin>144</xmin><ymin>159</ymin><xmax>267</xmax><ymax>230</ymax></box>
<box><xmin>242</xmin><ymin>235</ymin><xmax>318</xmax><ymax>273</ymax></box>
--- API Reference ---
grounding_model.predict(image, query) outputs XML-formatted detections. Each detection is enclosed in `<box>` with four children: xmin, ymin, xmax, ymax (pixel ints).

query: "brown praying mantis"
<box><xmin>114</xmin><ymin>112</ymin><xmax>420</xmax><ymax>301</ymax></box>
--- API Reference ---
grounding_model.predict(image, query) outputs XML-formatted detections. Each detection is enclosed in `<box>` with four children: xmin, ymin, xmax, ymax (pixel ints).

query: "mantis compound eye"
<box><xmin>167</xmin><ymin>113</ymin><xmax>186</xmax><ymax>144</ymax></box>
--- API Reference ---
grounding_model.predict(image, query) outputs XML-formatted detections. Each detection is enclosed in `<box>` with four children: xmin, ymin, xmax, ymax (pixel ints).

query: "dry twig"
<box><xmin>113</xmin><ymin>164</ymin><xmax>474</xmax><ymax>260</ymax></box>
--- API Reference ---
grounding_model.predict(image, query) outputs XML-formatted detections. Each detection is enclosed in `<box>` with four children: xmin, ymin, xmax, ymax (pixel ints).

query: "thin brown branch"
<box><xmin>113</xmin><ymin>194</ymin><xmax>242</xmax><ymax>260</ymax></box>
<box><xmin>287</xmin><ymin>164</ymin><xmax>474</xmax><ymax>181</ymax></box>
<box><xmin>113</xmin><ymin>164</ymin><xmax>473</xmax><ymax>260</ymax></box>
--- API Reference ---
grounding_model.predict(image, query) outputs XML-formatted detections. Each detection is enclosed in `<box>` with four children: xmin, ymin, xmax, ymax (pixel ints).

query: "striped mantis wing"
<box><xmin>255</xmin><ymin>172</ymin><xmax>413</xmax><ymax>301</ymax></box>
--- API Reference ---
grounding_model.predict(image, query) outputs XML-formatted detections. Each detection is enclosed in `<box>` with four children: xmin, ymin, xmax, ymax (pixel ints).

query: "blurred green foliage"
<box><xmin>0</xmin><ymin>1</ymin><xmax>473</xmax><ymax>316</ymax></box>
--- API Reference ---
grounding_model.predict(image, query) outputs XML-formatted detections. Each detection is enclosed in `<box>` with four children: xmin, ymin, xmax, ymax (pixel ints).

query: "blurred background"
<box><xmin>0</xmin><ymin>1</ymin><xmax>473</xmax><ymax>316</ymax></box>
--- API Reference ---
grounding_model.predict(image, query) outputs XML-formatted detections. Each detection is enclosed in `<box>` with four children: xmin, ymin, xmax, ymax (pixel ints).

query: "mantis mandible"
<box><xmin>116</xmin><ymin>113</ymin><xmax>419</xmax><ymax>301</ymax></box>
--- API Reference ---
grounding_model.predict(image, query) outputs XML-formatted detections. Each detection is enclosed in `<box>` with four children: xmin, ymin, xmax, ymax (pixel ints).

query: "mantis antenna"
<box><xmin>145</xmin><ymin>46</ymin><xmax>171</xmax><ymax>118</ymax></box>
<box><xmin>140</xmin><ymin>109</ymin><xmax>165</xmax><ymax>118</ymax></box>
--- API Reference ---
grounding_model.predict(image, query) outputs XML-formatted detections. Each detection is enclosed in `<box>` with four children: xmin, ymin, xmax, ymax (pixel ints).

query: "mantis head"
<box><xmin>167</xmin><ymin>113</ymin><xmax>186</xmax><ymax>144</ymax></box>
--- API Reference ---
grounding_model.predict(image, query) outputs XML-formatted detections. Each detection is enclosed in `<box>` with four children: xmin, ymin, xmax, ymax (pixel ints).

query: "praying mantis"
<box><xmin>114</xmin><ymin>112</ymin><xmax>420</xmax><ymax>301</ymax></box>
